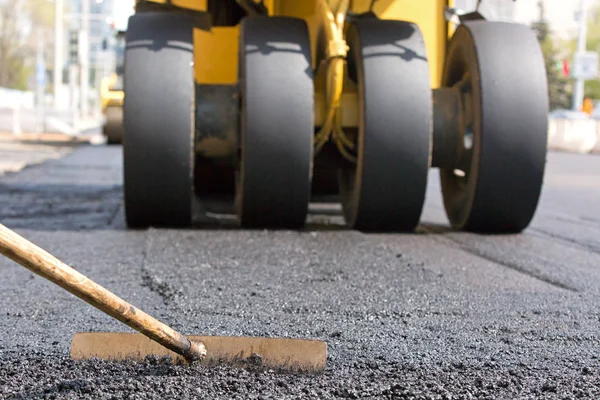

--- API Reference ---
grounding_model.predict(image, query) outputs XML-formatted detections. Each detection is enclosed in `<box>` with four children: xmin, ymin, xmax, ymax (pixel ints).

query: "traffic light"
<box><xmin>555</xmin><ymin>60</ymin><xmax>570</xmax><ymax>78</ymax></box>
<box><xmin>562</xmin><ymin>60</ymin><xmax>570</xmax><ymax>78</ymax></box>
<box><xmin>69</xmin><ymin>30</ymin><xmax>79</xmax><ymax>64</ymax></box>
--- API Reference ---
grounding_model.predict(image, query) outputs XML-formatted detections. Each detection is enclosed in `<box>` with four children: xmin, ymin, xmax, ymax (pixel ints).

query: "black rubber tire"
<box><xmin>235</xmin><ymin>16</ymin><xmax>314</xmax><ymax>229</ymax></box>
<box><xmin>440</xmin><ymin>22</ymin><xmax>549</xmax><ymax>233</ymax></box>
<box><xmin>123</xmin><ymin>12</ymin><xmax>195</xmax><ymax>228</ymax></box>
<box><xmin>103</xmin><ymin>105</ymin><xmax>123</xmax><ymax>145</ymax></box>
<box><xmin>340</xmin><ymin>19</ymin><xmax>431</xmax><ymax>232</ymax></box>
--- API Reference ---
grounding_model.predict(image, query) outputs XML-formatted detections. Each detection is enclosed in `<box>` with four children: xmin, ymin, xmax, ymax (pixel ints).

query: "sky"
<box><xmin>112</xmin><ymin>0</ymin><xmax>135</xmax><ymax>31</ymax></box>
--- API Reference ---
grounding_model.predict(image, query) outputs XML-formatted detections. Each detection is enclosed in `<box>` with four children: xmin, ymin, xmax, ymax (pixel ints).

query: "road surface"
<box><xmin>1</xmin><ymin>145</ymin><xmax>600</xmax><ymax>399</ymax></box>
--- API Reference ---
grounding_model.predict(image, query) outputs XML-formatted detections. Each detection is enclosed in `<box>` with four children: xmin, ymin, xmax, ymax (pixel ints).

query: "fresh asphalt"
<box><xmin>1</xmin><ymin>145</ymin><xmax>600</xmax><ymax>399</ymax></box>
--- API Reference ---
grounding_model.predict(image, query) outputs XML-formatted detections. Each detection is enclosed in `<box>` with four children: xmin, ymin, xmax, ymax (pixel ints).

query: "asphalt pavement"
<box><xmin>0</xmin><ymin>141</ymin><xmax>73</xmax><ymax>177</ymax></box>
<box><xmin>1</xmin><ymin>145</ymin><xmax>600</xmax><ymax>399</ymax></box>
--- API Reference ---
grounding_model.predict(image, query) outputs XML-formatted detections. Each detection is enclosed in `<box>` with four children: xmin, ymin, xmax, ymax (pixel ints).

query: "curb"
<box><xmin>0</xmin><ymin>132</ymin><xmax>100</xmax><ymax>147</ymax></box>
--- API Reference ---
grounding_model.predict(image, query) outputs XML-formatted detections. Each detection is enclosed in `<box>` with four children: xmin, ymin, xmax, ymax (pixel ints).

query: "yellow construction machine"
<box><xmin>123</xmin><ymin>0</ymin><xmax>548</xmax><ymax>233</ymax></box>
<box><xmin>100</xmin><ymin>30</ymin><xmax>126</xmax><ymax>144</ymax></box>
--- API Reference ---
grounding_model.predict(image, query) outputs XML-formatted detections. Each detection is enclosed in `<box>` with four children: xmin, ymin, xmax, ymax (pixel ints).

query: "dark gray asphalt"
<box><xmin>1</xmin><ymin>146</ymin><xmax>600</xmax><ymax>399</ymax></box>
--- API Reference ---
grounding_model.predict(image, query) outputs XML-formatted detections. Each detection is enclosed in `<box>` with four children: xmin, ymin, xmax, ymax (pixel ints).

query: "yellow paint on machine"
<box><xmin>141</xmin><ymin>0</ymin><xmax>208</xmax><ymax>11</ymax></box>
<box><xmin>141</xmin><ymin>0</ymin><xmax>451</xmax><ymax>88</ymax></box>
<box><xmin>350</xmin><ymin>0</ymin><xmax>449</xmax><ymax>88</ymax></box>
<box><xmin>194</xmin><ymin>27</ymin><xmax>239</xmax><ymax>84</ymax></box>
<box><xmin>265</xmin><ymin>0</ymin><xmax>450</xmax><ymax>87</ymax></box>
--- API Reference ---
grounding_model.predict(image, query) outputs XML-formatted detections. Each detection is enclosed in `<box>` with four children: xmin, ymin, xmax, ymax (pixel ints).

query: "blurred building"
<box><xmin>53</xmin><ymin>0</ymin><xmax>122</xmax><ymax>111</ymax></box>
<box><xmin>65</xmin><ymin>0</ymin><xmax>115</xmax><ymax>70</ymax></box>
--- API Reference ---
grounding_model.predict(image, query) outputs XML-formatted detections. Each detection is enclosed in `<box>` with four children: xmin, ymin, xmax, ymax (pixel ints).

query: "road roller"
<box><xmin>122</xmin><ymin>0</ymin><xmax>548</xmax><ymax>233</ymax></box>
<box><xmin>101</xmin><ymin>30</ymin><xmax>126</xmax><ymax>144</ymax></box>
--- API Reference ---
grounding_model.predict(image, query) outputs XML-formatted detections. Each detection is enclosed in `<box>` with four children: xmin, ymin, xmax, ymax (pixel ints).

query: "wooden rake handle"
<box><xmin>0</xmin><ymin>224</ymin><xmax>206</xmax><ymax>362</ymax></box>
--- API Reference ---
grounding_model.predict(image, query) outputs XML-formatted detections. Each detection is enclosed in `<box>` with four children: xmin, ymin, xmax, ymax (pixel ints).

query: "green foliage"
<box><xmin>0</xmin><ymin>0</ymin><xmax>29</xmax><ymax>90</ymax></box>
<box><xmin>530</xmin><ymin>1</ymin><xmax>573</xmax><ymax>110</ymax></box>
<box><xmin>0</xmin><ymin>0</ymin><xmax>55</xmax><ymax>90</ymax></box>
<box><xmin>28</xmin><ymin>0</ymin><xmax>55</xmax><ymax>29</ymax></box>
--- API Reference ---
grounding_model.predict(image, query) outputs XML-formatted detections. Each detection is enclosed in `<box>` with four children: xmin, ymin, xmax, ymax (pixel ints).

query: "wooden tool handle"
<box><xmin>0</xmin><ymin>224</ymin><xmax>206</xmax><ymax>362</ymax></box>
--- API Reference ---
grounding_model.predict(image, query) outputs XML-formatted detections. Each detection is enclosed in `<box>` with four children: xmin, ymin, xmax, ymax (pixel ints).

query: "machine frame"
<box><xmin>121</xmin><ymin>0</ymin><xmax>548</xmax><ymax>233</ymax></box>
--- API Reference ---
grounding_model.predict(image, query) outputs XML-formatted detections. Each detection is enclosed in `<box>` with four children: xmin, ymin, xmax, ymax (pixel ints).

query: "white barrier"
<box><xmin>548</xmin><ymin>118</ymin><xmax>600</xmax><ymax>154</ymax></box>
<box><xmin>595</xmin><ymin>123</ymin><xmax>600</xmax><ymax>154</ymax></box>
<box><xmin>0</xmin><ymin>87</ymin><xmax>34</xmax><ymax>108</ymax></box>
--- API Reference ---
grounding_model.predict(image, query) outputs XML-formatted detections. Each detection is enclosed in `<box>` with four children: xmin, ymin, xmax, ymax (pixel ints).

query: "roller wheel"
<box><xmin>103</xmin><ymin>106</ymin><xmax>124</xmax><ymax>145</ymax></box>
<box><xmin>236</xmin><ymin>16</ymin><xmax>314</xmax><ymax>229</ymax></box>
<box><xmin>440</xmin><ymin>22</ymin><xmax>548</xmax><ymax>233</ymax></box>
<box><xmin>340</xmin><ymin>19</ymin><xmax>431</xmax><ymax>232</ymax></box>
<box><xmin>123</xmin><ymin>12</ymin><xmax>195</xmax><ymax>228</ymax></box>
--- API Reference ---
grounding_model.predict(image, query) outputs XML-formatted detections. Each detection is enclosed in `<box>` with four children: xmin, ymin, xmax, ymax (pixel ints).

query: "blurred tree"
<box><xmin>0</xmin><ymin>0</ymin><xmax>55</xmax><ymax>91</ymax></box>
<box><xmin>0</xmin><ymin>0</ymin><xmax>29</xmax><ymax>89</ymax></box>
<box><xmin>531</xmin><ymin>0</ymin><xmax>573</xmax><ymax>110</ymax></box>
<box><xmin>28</xmin><ymin>0</ymin><xmax>55</xmax><ymax>29</ymax></box>
<box><xmin>27</xmin><ymin>0</ymin><xmax>55</xmax><ymax>92</ymax></box>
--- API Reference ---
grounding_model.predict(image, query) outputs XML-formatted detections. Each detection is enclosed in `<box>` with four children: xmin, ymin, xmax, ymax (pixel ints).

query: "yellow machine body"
<box><xmin>124</xmin><ymin>0</ymin><xmax>550</xmax><ymax>234</ymax></box>
<box><xmin>140</xmin><ymin>0</ymin><xmax>452</xmax><ymax>88</ymax></box>
<box><xmin>100</xmin><ymin>73</ymin><xmax>124</xmax><ymax>110</ymax></box>
<box><xmin>134</xmin><ymin>0</ymin><xmax>455</xmax><ymax>140</ymax></box>
<box><xmin>100</xmin><ymin>29</ymin><xmax>125</xmax><ymax>111</ymax></box>
<box><xmin>101</xmin><ymin>30</ymin><xmax>126</xmax><ymax>143</ymax></box>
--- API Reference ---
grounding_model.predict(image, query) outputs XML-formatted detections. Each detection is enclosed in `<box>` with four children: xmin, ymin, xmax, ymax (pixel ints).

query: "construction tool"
<box><xmin>0</xmin><ymin>223</ymin><xmax>327</xmax><ymax>373</ymax></box>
